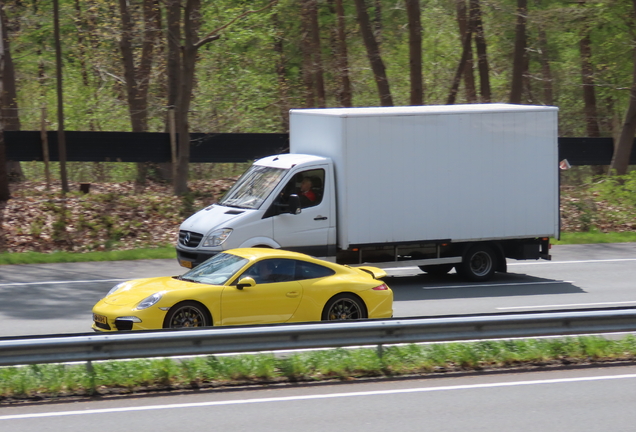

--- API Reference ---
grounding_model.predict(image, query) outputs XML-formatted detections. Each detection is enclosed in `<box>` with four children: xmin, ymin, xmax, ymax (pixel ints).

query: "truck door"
<box><xmin>272</xmin><ymin>166</ymin><xmax>331</xmax><ymax>257</ymax></box>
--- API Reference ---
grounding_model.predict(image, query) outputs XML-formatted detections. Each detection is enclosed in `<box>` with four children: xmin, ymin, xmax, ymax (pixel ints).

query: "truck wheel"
<box><xmin>419</xmin><ymin>264</ymin><xmax>454</xmax><ymax>276</ymax></box>
<box><xmin>322</xmin><ymin>294</ymin><xmax>367</xmax><ymax>321</ymax></box>
<box><xmin>456</xmin><ymin>245</ymin><xmax>497</xmax><ymax>282</ymax></box>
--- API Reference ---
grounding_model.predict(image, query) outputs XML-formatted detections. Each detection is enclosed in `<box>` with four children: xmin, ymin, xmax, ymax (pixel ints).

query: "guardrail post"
<box><xmin>86</xmin><ymin>360</ymin><xmax>96</xmax><ymax>395</ymax></box>
<box><xmin>377</xmin><ymin>343</ymin><xmax>384</xmax><ymax>359</ymax></box>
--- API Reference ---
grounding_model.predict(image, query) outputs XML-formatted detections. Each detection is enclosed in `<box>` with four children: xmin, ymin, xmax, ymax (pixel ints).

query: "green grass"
<box><xmin>0</xmin><ymin>246</ymin><xmax>175</xmax><ymax>265</ymax></box>
<box><xmin>1</xmin><ymin>231</ymin><xmax>634</xmax><ymax>266</ymax></box>
<box><xmin>2</xmin><ymin>336</ymin><xmax>635</xmax><ymax>401</ymax></box>
<box><xmin>552</xmin><ymin>231</ymin><xmax>636</xmax><ymax>245</ymax></box>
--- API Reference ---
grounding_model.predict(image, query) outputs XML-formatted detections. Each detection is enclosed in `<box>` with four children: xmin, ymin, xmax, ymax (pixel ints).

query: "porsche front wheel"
<box><xmin>322</xmin><ymin>294</ymin><xmax>367</xmax><ymax>321</ymax></box>
<box><xmin>164</xmin><ymin>301</ymin><xmax>211</xmax><ymax>328</ymax></box>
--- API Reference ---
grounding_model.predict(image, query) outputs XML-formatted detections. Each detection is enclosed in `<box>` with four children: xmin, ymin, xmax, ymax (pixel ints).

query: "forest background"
<box><xmin>0</xmin><ymin>0</ymin><xmax>635</xmax><ymax>256</ymax></box>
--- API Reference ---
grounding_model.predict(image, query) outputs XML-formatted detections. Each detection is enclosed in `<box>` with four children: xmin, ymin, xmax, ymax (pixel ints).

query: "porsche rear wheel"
<box><xmin>322</xmin><ymin>294</ymin><xmax>367</xmax><ymax>321</ymax></box>
<box><xmin>164</xmin><ymin>301</ymin><xmax>211</xmax><ymax>329</ymax></box>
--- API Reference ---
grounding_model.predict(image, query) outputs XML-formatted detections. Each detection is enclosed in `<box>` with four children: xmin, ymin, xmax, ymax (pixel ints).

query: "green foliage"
<box><xmin>4</xmin><ymin>0</ymin><xmax>635</xmax><ymax>137</ymax></box>
<box><xmin>2</xmin><ymin>336</ymin><xmax>636</xmax><ymax>401</ymax></box>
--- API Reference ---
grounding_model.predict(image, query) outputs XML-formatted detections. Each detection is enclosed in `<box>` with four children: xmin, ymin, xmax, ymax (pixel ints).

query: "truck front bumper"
<box><xmin>176</xmin><ymin>247</ymin><xmax>219</xmax><ymax>268</ymax></box>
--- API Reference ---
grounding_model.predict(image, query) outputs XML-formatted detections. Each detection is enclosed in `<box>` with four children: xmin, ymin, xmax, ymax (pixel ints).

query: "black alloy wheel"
<box><xmin>322</xmin><ymin>293</ymin><xmax>367</xmax><ymax>321</ymax></box>
<box><xmin>164</xmin><ymin>301</ymin><xmax>211</xmax><ymax>328</ymax></box>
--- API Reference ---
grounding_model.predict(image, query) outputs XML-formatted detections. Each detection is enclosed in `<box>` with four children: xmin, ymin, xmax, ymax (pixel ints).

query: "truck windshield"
<box><xmin>219</xmin><ymin>165</ymin><xmax>287</xmax><ymax>209</ymax></box>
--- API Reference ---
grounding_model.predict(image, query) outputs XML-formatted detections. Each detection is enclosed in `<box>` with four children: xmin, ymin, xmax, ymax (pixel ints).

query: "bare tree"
<box><xmin>1</xmin><ymin>4</ymin><xmax>22</xmax><ymax>181</ymax></box>
<box><xmin>300</xmin><ymin>1</ymin><xmax>315</xmax><ymax>107</ymax></box>
<box><xmin>0</xmin><ymin>37</ymin><xmax>7</xmax><ymax>203</ymax></box>
<box><xmin>272</xmin><ymin>12</ymin><xmax>290</xmax><ymax>130</ymax></box>
<box><xmin>447</xmin><ymin>28</ymin><xmax>473</xmax><ymax>104</ymax></box>
<box><xmin>580</xmin><ymin>32</ymin><xmax>600</xmax><ymax>137</ymax></box>
<box><xmin>509</xmin><ymin>0</ymin><xmax>527</xmax><ymax>104</ymax></box>
<box><xmin>537</xmin><ymin>25</ymin><xmax>553</xmax><ymax>105</ymax></box>
<box><xmin>308</xmin><ymin>0</ymin><xmax>326</xmax><ymax>107</ymax></box>
<box><xmin>469</xmin><ymin>0</ymin><xmax>490</xmax><ymax>102</ymax></box>
<box><xmin>609</xmin><ymin>0</ymin><xmax>636</xmax><ymax>175</ymax></box>
<box><xmin>353</xmin><ymin>0</ymin><xmax>393</xmax><ymax>106</ymax></box>
<box><xmin>170</xmin><ymin>1</ymin><xmax>277</xmax><ymax>195</ymax></box>
<box><xmin>405</xmin><ymin>0</ymin><xmax>423</xmax><ymax>105</ymax></box>
<box><xmin>119</xmin><ymin>0</ymin><xmax>160</xmax><ymax>192</ymax></box>
<box><xmin>456</xmin><ymin>0</ymin><xmax>477</xmax><ymax>103</ymax></box>
<box><xmin>328</xmin><ymin>0</ymin><xmax>352</xmax><ymax>107</ymax></box>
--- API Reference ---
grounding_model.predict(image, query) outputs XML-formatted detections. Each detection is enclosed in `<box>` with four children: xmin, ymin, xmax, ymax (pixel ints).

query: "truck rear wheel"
<box><xmin>456</xmin><ymin>244</ymin><xmax>497</xmax><ymax>282</ymax></box>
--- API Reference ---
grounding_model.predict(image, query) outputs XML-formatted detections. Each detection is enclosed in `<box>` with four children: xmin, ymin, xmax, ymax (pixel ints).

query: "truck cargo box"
<box><xmin>289</xmin><ymin>104</ymin><xmax>559</xmax><ymax>250</ymax></box>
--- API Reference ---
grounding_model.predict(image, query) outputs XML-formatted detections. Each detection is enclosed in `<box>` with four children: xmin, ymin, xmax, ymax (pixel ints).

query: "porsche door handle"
<box><xmin>286</xmin><ymin>291</ymin><xmax>300</xmax><ymax>298</ymax></box>
<box><xmin>314</xmin><ymin>216</ymin><xmax>328</xmax><ymax>221</ymax></box>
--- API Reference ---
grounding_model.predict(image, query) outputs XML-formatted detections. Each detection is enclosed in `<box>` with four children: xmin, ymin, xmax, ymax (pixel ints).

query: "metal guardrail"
<box><xmin>1</xmin><ymin>308</ymin><xmax>636</xmax><ymax>366</ymax></box>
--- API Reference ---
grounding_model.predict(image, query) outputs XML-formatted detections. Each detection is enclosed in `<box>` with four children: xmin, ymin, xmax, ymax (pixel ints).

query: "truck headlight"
<box><xmin>202</xmin><ymin>228</ymin><xmax>232</xmax><ymax>247</ymax></box>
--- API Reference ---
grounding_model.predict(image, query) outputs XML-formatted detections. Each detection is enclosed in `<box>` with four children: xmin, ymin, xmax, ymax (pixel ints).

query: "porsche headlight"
<box><xmin>106</xmin><ymin>282</ymin><xmax>126</xmax><ymax>297</ymax></box>
<box><xmin>135</xmin><ymin>292</ymin><xmax>164</xmax><ymax>310</ymax></box>
<box><xmin>202</xmin><ymin>228</ymin><xmax>232</xmax><ymax>247</ymax></box>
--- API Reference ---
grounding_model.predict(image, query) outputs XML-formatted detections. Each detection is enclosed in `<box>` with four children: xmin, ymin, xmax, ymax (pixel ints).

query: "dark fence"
<box><xmin>4</xmin><ymin>131</ymin><xmax>636</xmax><ymax>165</ymax></box>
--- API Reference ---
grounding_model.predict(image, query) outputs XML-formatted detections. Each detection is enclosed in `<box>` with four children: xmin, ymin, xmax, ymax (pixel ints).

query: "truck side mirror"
<box><xmin>288</xmin><ymin>194</ymin><xmax>301</xmax><ymax>215</ymax></box>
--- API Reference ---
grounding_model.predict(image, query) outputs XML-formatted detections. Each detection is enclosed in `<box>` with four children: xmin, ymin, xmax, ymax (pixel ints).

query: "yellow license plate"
<box><xmin>180</xmin><ymin>260</ymin><xmax>193</xmax><ymax>269</ymax></box>
<box><xmin>93</xmin><ymin>314</ymin><xmax>108</xmax><ymax>325</ymax></box>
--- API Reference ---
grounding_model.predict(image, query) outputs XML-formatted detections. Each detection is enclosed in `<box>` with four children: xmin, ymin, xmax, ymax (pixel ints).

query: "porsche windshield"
<box><xmin>219</xmin><ymin>165</ymin><xmax>287</xmax><ymax>209</ymax></box>
<box><xmin>179</xmin><ymin>252</ymin><xmax>248</xmax><ymax>285</ymax></box>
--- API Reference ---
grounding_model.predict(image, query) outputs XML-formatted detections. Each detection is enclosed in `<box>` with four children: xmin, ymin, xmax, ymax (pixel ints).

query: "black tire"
<box><xmin>321</xmin><ymin>293</ymin><xmax>367</xmax><ymax>321</ymax></box>
<box><xmin>455</xmin><ymin>244</ymin><xmax>497</xmax><ymax>282</ymax></box>
<box><xmin>163</xmin><ymin>301</ymin><xmax>212</xmax><ymax>329</ymax></box>
<box><xmin>418</xmin><ymin>264</ymin><xmax>454</xmax><ymax>276</ymax></box>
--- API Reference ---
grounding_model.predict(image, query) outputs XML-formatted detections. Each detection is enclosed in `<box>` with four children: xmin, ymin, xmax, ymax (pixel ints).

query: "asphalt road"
<box><xmin>2</xmin><ymin>366</ymin><xmax>635</xmax><ymax>431</ymax></box>
<box><xmin>0</xmin><ymin>243</ymin><xmax>635</xmax><ymax>337</ymax></box>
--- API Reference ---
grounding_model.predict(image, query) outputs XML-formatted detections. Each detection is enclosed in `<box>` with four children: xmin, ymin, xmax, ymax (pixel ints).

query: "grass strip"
<box><xmin>0</xmin><ymin>246</ymin><xmax>175</xmax><ymax>265</ymax></box>
<box><xmin>1</xmin><ymin>232</ymin><xmax>634</xmax><ymax>266</ymax></box>
<box><xmin>2</xmin><ymin>335</ymin><xmax>635</xmax><ymax>402</ymax></box>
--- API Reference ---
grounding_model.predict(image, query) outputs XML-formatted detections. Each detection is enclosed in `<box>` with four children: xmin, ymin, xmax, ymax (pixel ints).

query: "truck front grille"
<box><xmin>179</xmin><ymin>230</ymin><xmax>203</xmax><ymax>247</ymax></box>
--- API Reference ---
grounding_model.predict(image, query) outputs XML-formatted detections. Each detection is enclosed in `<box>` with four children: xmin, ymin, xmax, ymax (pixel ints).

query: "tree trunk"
<box><xmin>308</xmin><ymin>0</ymin><xmax>326</xmax><ymax>107</ymax></box>
<box><xmin>353</xmin><ymin>0</ymin><xmax>393</xmax><ymax>106</ymax></box>
<box><xmin>119</xmin><ymin>0</ymin><xmax>159</xmax><ymax>192</ymax></box>
<box><xmin>509</xmin><ymin>0</ymin><xmax>527</xmax><ymax>104</ymax></box>
<box><xmin>469</xmin><ymin>0</ymin><xmax>490</xmax><ymax>102</ymax></box>
<box><xmin>300</xmin><ymin>1</ymin><xmax>315</xmax><ymax>107</ymax></box>
<box><xmin>447</xmin><ymin>30</ymin><xmax>472</xmax><ymax>105</ymax></box>
<box><xmin>0</xmin><ymin>5</ymin><xmax>23</xmax><ymax>182</ymax></box>
<box><xmin>609</xmin><ymin>1</ymin><xmax>636</xmax><ymax>176</ymax></box>
<box><xmin>273</xmin><ymin>12</ymin><xmax>290</xmax><ymax>130</ymax></box>
<box><xmin>167</xmin><ymin>0</ymin><xmax>182</xmax><ymax>191</ymax></box>
<box><xmin>373</xmin><ymin>0</ymin><xmax>382</xmax><ymax>43</ymax></box>
<box><xmin>580</xmin><ymin>33</ymin><xmax>600</xmax><ymax>137</ymax></box>
<box><xmin>327</xmin><ymin>0</ymin><xmax>352</xmax><ymax>107</ymax></box>
<box><xmin>456</xmin><ymin>0</ymin><xmax>477</xmax><ymax>103</ymax></box>
<box><xmin>405</xmin><ymin>0</ymin><xmax>423</xmax><ymax>105</ymax></box>
<box><xmin>537</xmin><ymin>26</ymin><xmax>554</xmax><ymax>105</ymax></box>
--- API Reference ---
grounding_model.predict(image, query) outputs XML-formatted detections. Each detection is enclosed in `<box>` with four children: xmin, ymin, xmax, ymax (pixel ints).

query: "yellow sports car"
<box><xmin>92</xmin><ymin>248</ymin><xmax>393</xmax><ymax>331</ymax></box>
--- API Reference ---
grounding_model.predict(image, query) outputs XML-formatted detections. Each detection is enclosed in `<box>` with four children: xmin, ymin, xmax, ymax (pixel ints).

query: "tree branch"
<box><xmin>193</xmin><ymin>0</ymin><xmax>277</xmax><ymax>49</ymax></box>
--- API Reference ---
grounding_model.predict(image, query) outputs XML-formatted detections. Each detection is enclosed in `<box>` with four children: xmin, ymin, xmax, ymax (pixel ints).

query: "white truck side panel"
<box><xmin>290</xmin><ymin>105</ymin><xmax>559</xmax><ymax>250</ymax></box>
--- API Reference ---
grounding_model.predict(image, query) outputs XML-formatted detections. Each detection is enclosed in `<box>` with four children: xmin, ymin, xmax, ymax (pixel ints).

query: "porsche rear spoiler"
<box><xmin>356</xmin><ymin>266</ymin><xmax>387</xmax><ymax>280</ymax></box>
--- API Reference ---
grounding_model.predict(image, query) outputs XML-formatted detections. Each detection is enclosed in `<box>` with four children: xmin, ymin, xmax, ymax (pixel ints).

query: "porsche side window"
<box><xmin>295</xmin><ymin>260</ymin><xmax>335</xmax><ymax>281</ymax></box>
<box><xmin>239</xmin><ymin>259</ymin><xmax>296</xmax><ymax>284</ymax></box>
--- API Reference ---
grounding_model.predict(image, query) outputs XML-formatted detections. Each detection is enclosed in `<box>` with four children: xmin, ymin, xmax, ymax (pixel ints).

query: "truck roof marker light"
<box><xmin>352</xmin><ymin>248</ymin><xmax>359</xmax><ymax>252</ymax></box>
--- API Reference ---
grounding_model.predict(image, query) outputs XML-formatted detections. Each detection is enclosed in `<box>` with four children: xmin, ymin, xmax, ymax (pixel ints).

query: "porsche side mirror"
<box><xmin>288</xmin><ymin>194</ymin><xmax>301</xmax><ymax>215</ymax></box>
<box><xmin>236</xmin><ymin>277</ymin><xmax>256</xmax><ymax>290</ymax></box>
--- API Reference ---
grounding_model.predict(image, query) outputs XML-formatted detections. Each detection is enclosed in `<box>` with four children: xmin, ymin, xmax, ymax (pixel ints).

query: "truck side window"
<box><xmin>286</xmin><ymin>169</ymin><xmax>325</xmax><ymax>209</ymax></box>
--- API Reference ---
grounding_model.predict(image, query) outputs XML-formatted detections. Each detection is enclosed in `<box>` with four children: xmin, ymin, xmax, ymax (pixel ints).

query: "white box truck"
<box><xmin>176</xmin><ymin>104</ymin><xmax>559</xmax><ymax>281</ymax></box>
